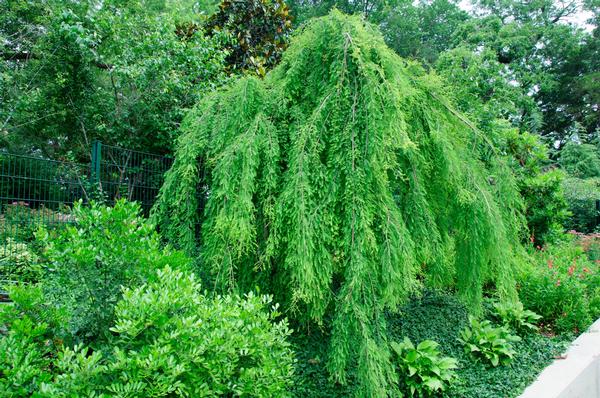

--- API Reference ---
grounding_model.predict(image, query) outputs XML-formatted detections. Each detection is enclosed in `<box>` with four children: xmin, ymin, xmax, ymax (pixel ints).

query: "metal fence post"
<box><xmin>91</xmin><ymin>140</ymin><xmax>102</xmax><ymax>187</ymax></box>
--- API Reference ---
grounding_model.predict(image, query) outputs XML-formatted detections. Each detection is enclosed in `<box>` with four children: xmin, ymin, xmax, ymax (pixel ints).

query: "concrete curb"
<box><xmin>519</xmin><ymin>318</ymin><xmax>600</xmax><ymax>398</ymax></box>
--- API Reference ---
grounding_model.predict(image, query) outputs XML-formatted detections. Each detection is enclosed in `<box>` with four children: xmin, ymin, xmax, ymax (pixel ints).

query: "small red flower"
<box><xmin>547</xmin><ymin>259</ymin><xmax>553</xmax><ymax>269</ymax></box>
<box><xmin>556</xmin><ymin>279</ymin><xmax>561</xmax><ymax>286</ymax></box>
<box><xmin>568</xmin><ymin>266</ymin><xmax>575</xmax><ymax>276</ymax></box>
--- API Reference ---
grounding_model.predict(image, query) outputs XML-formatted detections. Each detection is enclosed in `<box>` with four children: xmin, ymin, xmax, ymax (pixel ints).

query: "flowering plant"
<box><xmin>518</xmin><ymin>236</ymin><xmax>599</xmax><ymax>334</ymax></box>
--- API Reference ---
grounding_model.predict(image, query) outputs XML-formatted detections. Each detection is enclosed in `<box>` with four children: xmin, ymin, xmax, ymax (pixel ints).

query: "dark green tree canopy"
<box><xmin>154</xmin><ymin>11</ymin><xmax>524</xmax><ymax>396</ymax></box>
<box><xmin>206</xmin><ymin>0</ymin><xmax>293</xmax><ymax>76</ymax></box>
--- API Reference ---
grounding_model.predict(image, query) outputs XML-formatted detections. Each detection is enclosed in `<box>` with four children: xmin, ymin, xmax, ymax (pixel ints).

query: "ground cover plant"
<box><xmin>292</xmin><ymin>290</ymin><xmax>568</xmax><ymax>398</ymax></box>
<box><xmin>153</xmin><ymin>11</ymin><xmax>526</xmax><ymax>396</ymax></box>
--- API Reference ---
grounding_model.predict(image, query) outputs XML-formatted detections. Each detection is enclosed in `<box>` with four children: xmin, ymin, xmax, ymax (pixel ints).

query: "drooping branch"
<box><xmin>153</xmin><ymin>11</ymin><xmax>525</xmax><ymax>397</ymax></box>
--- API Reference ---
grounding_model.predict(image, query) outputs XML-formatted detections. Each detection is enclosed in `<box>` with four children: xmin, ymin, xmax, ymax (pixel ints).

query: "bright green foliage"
<box><xmin>153</xmin><ymin>12</ymin><xmax>525</xmax><ymax>396</ymax></box>
<box><xmin>459</xmin><ymin>317</ymin><xmax>521</xmax><ymax>367</ymax></box>
<box><xmin>0</xmin><ymin>316</ymin><xmax>53</xmax><ymax>396</ymax></box>
<box><xmin>206</xmin><ymin>0</ymin><xmax>293</xmax><ymax>76</ymax></box>
<box><xmin>519</xmin><ymin>238</ymin><xmax>599</xmax><ymax>333</ymax></box>
<box><xmin>391</xmin><ymin>337</ymin><xmax>457</xmax><ymax>397</ymax></box>
<box><xmin>41</xmin><ymin>266</ymin><xmax>295</xmax><ymax>397</ymax></box>
<box><xmin>501</xmin><ymin>130</ymin><xmax>570</xmax><ymax>243</ymax></box>
<box><xmin>491</xmin><ymin>301</ymin><xmax>541</xmax><ymax>333</ymax></box>
<box><xmin>39</xmin><ymin>199</ymin><xmax>191</xmax><ymax>341</ymax></box>
<box><xmin>0</xmin><ymin>284</ymin><xmax>67</xmax><ymax>396</ymax></box>
<box><xmin>519</xmin><ymin>169</ymin><xmax>570</xmax><ymax>243</ymax></box>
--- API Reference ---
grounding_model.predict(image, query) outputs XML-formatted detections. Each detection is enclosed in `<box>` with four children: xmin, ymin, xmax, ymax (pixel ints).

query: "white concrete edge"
<box><xmin>519</xmin><ymin>317</ymin><xmax>600</xmax><ymax>398</ymax></box>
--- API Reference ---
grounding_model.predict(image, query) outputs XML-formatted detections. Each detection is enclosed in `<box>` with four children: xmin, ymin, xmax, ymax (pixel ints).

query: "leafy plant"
<box><xmin>0</xmin><ymin>316</ymin><xmax>54</xmax><ymax>396</ymax></box>
<box><xmin>0</xmin><ymin>284</ymin><xmax>66</xmax><ymax>396</ymax></box>
<box><xmin>39</xmin><ymin>199</ymin><xmax>191</xmax><ymax>341</ymax></box>
<box><xmin>499</xmin><ymin>129</ymin><xmax>569</xmax><ymax>245</ymax></box>
<box><xmin>559</xmin><ymin>142</ymin><xmax>600</xmax><ymax>179</ymax></box>
<box><xmin>491</xmin><ymin>301</ymin><xmax>541</xmax><ymax>333</ymax></box>
<box><xmin>391</xmin><ymin>337</ymin><xmax>457</xmax><ymax>397</ymax></box>
<box><xmin>154</xmin><ymin>12</ymin><xmax>525</xmax><ymax>396</ymax></box>
<box><xmin>459</xmin><ymin>317</ymin><xmax>521</xmax><ymax>367</ymax></box>
<box><xmin>0</xmin><ymin>238</ymin><xmax>41</xmax><ymax>282</ymax></box>
<box><xmin>43</xmin><ymin>266</ymin><xmax>295</xmax><ymax>397</ymax></box>
<box><xmin>519</xmin><ymin>238</ymin><xmax>598</xmax><ymax>334</ymax></box>
<box><xmin>562</xmin><ymin>177</ymin><xmax>600</xmax><ymax>233</ymax></box>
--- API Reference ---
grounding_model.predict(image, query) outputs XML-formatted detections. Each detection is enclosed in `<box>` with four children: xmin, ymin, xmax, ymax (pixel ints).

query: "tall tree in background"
<box><xmin>1</xmin><ymin>0</ymin><xmax>230</xmax><ymax>160</ymax></box>
<box><xmin>446</xmin><ymin>0</ymin><xmax>596</xmax><ymax>147</ymax></box>
<box><xmin>206</xmin><ymin>0</ymin><xmax>293</xmax><ymax>76</ymax></box>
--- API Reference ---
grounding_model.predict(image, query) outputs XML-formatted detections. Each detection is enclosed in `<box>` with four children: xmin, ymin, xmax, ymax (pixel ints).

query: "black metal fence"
<box><xmin>0</xmin><ymin>142</ymin><xmax>172</xmax><ymax>285</ymax></box>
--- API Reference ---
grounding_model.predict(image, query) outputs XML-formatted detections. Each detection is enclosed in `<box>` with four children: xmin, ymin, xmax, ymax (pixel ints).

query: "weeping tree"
<box><xmin>153</xmin><ymin>11</ymin><xmax>525</xmax><ymax>397</ymax></box>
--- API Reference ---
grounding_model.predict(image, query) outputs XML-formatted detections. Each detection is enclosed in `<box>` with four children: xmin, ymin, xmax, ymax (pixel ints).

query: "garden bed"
<box><xmin>291</xmin><ymin>290</ymin><xmax>571</xmax><ymax>398</ymax></box>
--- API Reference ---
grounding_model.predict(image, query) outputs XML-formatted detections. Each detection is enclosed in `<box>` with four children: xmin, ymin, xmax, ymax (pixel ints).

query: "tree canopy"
<box><xmin>153</xmin><ymin>11</ymin><xmax>525</xmax><ymax>396</ymax></box>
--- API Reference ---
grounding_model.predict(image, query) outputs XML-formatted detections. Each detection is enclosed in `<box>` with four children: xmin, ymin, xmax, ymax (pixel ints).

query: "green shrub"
<box><xmin>502</xmin><ymin>130</ymin><xmax>569</xmax><ymax>244</ymax></box>
<box><xmin>520</xmin><ymin>169</ymin><xmax>570</xmax><ymax>244</ymax></box>
<box><xmin>0</xmin><ymin>238</ymin><xmax>41</xmax><ymax>282</ymax></box>
<box><xmin>39</xmin><ymin>199</ymin><xmax>191</xmax><ymax>341</ymax></box>
<box><xmin>562</xmin><ymin>177</ymin><xmax>600</xmax><ymax>233</ymax></box>
<box><xmin>459</xmin><ymin>317</ymin><xmax>521</xmax><ymax>367</ymax></box>
<box><xmin>0</xmin><ymin>284</ymin><xmax>66</xmax><ymax>395</ymax></box>
<box><xmin>0</xmin><ymin>316</ymin><xmax>54</xmax><ymax>396</ymax></box>
<box><xmin>559</xmin><ymin>142</ymin><xmax>600</xmax><ymax>179</ymax></box>
<box><xmin>43</xmin><ymin>266</ymin><xmax>295</xmax><ymax>397</ymax></box>
<box><xmin>501</xmin><ymin>129</ymin><xmax>569</xmax><ymax>244</ymax></box>
<box><xmin>490</xmin><ymin>301</ymin><xmax>541</xmax><ymax>333</ymax></box>
<box><xmin>391</xmin><ymin>337</ymin><xmax>457</xmax><ymax>397</ymax></box>
<box><xmin>518</xmin><ymin>239</ymin><xmax>598</xmax><ymax>334</ymax></box>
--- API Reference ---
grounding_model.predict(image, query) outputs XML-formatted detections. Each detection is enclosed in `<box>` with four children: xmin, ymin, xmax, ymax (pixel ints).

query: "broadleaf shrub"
<box><xmin>0</xmin><ymin>316</ymin><xmax>54</xmax><ymax>395</ymax></box>
<box><xmin>0</xmin><ymin>284</ymin><xmax>66</xmax><ymax>395</ymax></box>
<box><xmin>459</xmin><ymin>317</ymin><xmax>521</xmax><ymax>367</ymax></box>
<box><xmin>42</xmin><ymin>266</ymin><xmax>295</xmax><ymax>397</ymax></box>
<box><xmin>501</xmin><ymin>129</ymin><xmax>569</xmax><ymax>244</ymax></box>
<box><xmin>39</xmin><ymin>199</ymin><xmax>191</xmax><ymax>341</ymax></box>
<box><xmin>391</xmin><ymin>337</ymin><xmax>457</xmax><ymax>397</ymax></box>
